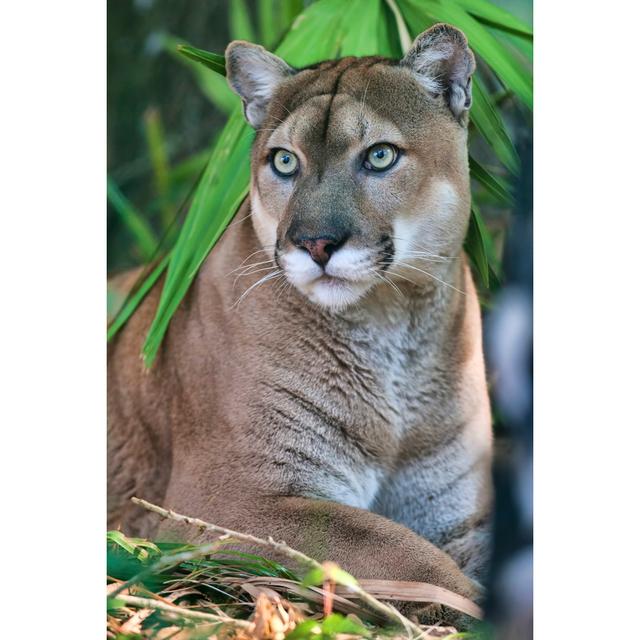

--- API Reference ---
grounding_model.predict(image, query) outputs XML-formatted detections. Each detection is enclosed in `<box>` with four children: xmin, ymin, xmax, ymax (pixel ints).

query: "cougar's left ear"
<box><xmin>400</xmin><ymin>23</ymin><xmax>475</xmax><ymax>121</ymax></box>
<box><xmin>225</xmin><ymin>41</ymin><xmax>295</xmax><ymax>128</ymax></box>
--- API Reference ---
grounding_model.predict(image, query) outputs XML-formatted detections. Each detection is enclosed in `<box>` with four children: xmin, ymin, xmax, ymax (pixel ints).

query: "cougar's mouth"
<box><xmin>277</xmin><ymin>245</ymin><xmax>377</xmax><ymax>310</ymax></box>
<box><xmin>316</xmin><ymin>274</ymin><xmax>350</xmax><ymax>286</ymax></box>
<box><xmin>304</xmin><ymin>274</ymin><xmax>373</xmax><ymax>310</ymax></box>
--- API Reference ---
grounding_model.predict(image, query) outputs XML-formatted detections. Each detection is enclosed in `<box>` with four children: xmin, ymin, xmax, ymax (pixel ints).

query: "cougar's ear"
<box><xmin>400</xmin><ymin>23</ymin><xmax>475</xmax><ymax>121</ymax></box>
<box><xmin>225</xmin><ymin>41</ymin><xmax>295</xmax><ymax>128</ymax></box>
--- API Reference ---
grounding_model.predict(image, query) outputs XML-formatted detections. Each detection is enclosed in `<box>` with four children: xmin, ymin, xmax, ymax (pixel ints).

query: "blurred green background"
<box><xmin>107</xmin><ymin>0</ymin><xmax>532</xmax><ymax>274</ymax></box>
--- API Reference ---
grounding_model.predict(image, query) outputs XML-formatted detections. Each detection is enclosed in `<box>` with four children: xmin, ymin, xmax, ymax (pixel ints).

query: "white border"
<box><xmin>535</xmin><ymin>1</ymin><xmax>640</xmax><ymax>635</ymax></box>
<box><xmin>1</xmin><ymin>1</ymin><xmax>640</xmax><ymax>637</ymax></box>
<box><xmin>1</xmin><ymin>0</ymin><xmax>105</xmax><ymax>636</ymax></box>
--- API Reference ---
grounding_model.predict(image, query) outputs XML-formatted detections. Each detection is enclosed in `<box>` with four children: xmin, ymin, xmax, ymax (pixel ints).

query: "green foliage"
<box><xmin>470</xmin><ymin>77</ymin><xmax>519</xmax><ymax>175</ymax></box>
<box><xmin>230</xmin><ymin>0</ymin><xmax>257</xmax><ymax>43</ymax></box>
<box><xmin>175</xmin><ymin>44</ymin><xmax>227</xmax><ymax>75</ymax></box>
<box><xmin>107</xmin><ymin>531</ymin><xmax>379</xmax><ymax>639</ymax></box>
<box><xmin>286</xmin><ymin>614</ymin><xmax>371</xmax><ymax>640</ymax></box>
<box><xmin>163</xmin><ymin>36</ymin><xmax>238</xmax><ymax>115</ymax></box>
<box><xmin>469</xmin><ymin>156</ymin><xmax>513</xmax><ymax>206</ymax></box>
<box><xmin>258</xmin><ymin>0</ymin><xmax>305</xmax><ymax>49</ymax></box>
<box><xmin>465</xmin><ymin>206</ymin><xmax>500</xmax><ymax>288</ymax></box>
<box><xmin>107</xmin><ymin>531</ymin><xmax>487</xmax><ymax>639</ymax></box>
<box><xmin>143</xmin><ymin>108</ymin><xmax>172</xmax><ymax>228</ymax></box>
<box><xmin>106</xmin><ymin>254</ymin><xmax>169</xmax><ymax>340</ymax></box>
<box><xmin>302</xmin><ymin>564</ymin><xmax>359</xmax><ymax>588</ymax></box>
<box><xmin>107</xmin><ymin>530</ymin><xmax>162</xmax><ymax>559</ymax></box>
<box><xmin>108</xmin><ymin>0</ymin><xmax>532</xmax><ymax>366</ymax></box>
<box><xmin>107</xmin><ymin>176</ymin><xmax>158</xmax><ymax>262</ymax></box>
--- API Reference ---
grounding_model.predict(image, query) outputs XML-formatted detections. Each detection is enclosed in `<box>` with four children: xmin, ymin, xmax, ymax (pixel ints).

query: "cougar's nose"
<box><xmin>295</xmin><ymin>235</ymin><xmax>347</xmax><ymax>267</ymax></box>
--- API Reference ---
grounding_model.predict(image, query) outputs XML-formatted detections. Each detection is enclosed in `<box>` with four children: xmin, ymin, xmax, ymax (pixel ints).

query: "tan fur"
<box><xmin>108</xmin><ymin>25</ymin><xmax>491</xmax><ymax>627</ymax></box>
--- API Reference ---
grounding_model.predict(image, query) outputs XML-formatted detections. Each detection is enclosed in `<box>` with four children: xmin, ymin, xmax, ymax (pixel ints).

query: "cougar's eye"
<box><xmin>271</xmin><ymin>148</ymin><xmax>299</xmax><ymax>177</ymax></box>
<box><xmin>364</xmin><ymin>143</ymin><xmax>398</xmax><ymax>172</ymax></box>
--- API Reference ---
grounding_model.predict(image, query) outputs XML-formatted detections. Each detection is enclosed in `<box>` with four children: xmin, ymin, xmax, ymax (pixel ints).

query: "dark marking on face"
<box><xmin>318</xmin><ymin>64</ymin><xmax>352</xmax><ymax>181</ymax></box>
<box><xmin>379</xmin><ymin>234</ymin><xmax>395</xmax><ymax>271</ymax></box>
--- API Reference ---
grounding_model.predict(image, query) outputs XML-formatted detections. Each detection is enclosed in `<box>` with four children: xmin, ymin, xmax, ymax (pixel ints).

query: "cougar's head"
<box><xmin>226</xmin><ymin>24</ymin><xmax>475</xmax><ymax>310</ymax></box>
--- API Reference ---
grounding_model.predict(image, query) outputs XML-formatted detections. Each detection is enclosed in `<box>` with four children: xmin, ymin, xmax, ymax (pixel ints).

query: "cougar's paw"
<box><xmin>410</xmin><ymin>603</ymin><xmax>476</xmax><ymax>632</ymax></box>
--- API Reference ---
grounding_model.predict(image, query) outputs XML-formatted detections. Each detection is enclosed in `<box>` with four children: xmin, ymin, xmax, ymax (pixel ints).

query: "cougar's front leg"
<box><xmin>153</xmin><ymin>494</ymin><xmax>480</xmax><ymax>627</ymax></box>
<box><xmin>374</xmin><ymin>448</ymin><xmax>493</xmax><ymax>583</ymax></box>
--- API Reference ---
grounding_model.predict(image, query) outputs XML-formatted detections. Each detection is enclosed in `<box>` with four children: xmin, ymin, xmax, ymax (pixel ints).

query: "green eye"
<box><xmin>364</xmin><ymin>143</ymin><xmax>398</xmax><ymax>171</ymax></box>
<box><xmin>271</xmin><ymin>148</ymin><xmax>299</xmax><ymax>176</ymax></box>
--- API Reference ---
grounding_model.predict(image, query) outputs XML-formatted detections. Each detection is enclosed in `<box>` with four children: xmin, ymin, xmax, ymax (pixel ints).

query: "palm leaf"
<box><xmin>469</xmin><ymin>155</ymin><xmax>514</xmax><ymax>206</ymax></box>
<box><xmin>175</xmin><ymin>44</ymin><xmax>226</xmax><ymax>75</ymax></box>
<box><xmin>163</xmin><ymin>37</ymin><xmax>238</xmax><ymax>115</ymax></box>
<box><xmin>141</xmin><ymin>110</ymin><xmax>252</xmax><ymax>364</ymax></box>
<box><xmin>454</xmin><ymin>0</ymin><xmax>532</xmax><ymax>38</ymax></box>
<box><xmin>143</xmin><ymin>108</ymin><xmax>172</xmax><ymax>229</ymax></box>
<box><xmin>470</xmin><ymin>76</ymin><xmax>519</xmax><ymax>174</ymax></box>
<box><xmin>107</xmin><ymin>254</ymin><xmax>170</xmax><ymax>341</ymax></box>
<box><xmin>107</xmin><ymin>176</ymin><xmax>158</xmax><ymax>262</ymax></box>
<box><xmin>230</xmin><ymin>0</ymin><xmax>256</xmax><ymax>42</ymax></box>
<box><xmin>464</xmin><ymin>205</ymin><xmax>500</xmax><ymax>289</ymax></box>
<box><xmin>257</xmin><ymin>0</ymin><xmax>278</xmax><ymax>48</ymax></box>
<box><xmin>257</xmin><ymin>0</ymin><xmax>305</xmax><ymax>49</ymax></box>
<box><xmin>340</xmin><ymin>0</ymin><xmax>402</xmax><ymax>58</ymax></box>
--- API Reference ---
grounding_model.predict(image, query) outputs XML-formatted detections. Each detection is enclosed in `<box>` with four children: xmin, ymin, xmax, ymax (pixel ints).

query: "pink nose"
<box><xmin>300</xmin><ymin>237</ymin><xmax>335</xmax><ymax>267</ymax></box>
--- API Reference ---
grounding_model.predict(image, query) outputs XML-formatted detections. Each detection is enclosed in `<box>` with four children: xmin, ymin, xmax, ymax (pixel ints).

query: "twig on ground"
<box><xmin>131</xmin><ymin>496</ymin><xmax>424</xmax><ymax>637</ymax></box>
<box><xmin>114</xmin><ymin>594</ymin><xmax>254</xmax><ymax>629</ymax></box>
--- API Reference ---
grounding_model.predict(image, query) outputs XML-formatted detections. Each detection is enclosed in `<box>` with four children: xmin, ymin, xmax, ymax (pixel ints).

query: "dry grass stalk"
<box><xmin>117</xmin><ymin>594</ymin><xmax>254</xmax><ymax>629</ymax></box>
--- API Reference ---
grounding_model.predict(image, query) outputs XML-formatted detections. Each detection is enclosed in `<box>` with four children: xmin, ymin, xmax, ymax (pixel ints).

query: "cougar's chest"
<box><xmin>340</xmin><ymin>303</ymin><xmax>448</xmax><ymax>451</ymax></box>
<box><xmin>250</xmin><ymin>295</ymin><xmax>455</xmax><ymax>510</ymax></box>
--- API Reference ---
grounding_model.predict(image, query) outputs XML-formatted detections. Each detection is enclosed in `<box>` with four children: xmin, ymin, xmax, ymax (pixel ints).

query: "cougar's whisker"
<box><xmin>227</xmin><ymin>259</ymin><xmax>274</xmax><ymax>276</ymax></box>
<box><xmin>232</xmin><ymin>269</ymin><xmax>283</xmax><ymax>309</ymax></box>
<box><xmin>389</xmin><ymin>236</ymin><xmax>457</xmax><ymax>261</ymax></box>
<box><xmin>232</xmin><ymin>264</ymin><xmax>280</xmax><ymax>289</ymax></box>
<box><xmin>358</xmin><ymin>76</ymin><xmax>373</xmax><ymax>125</ymax></box>
<box><xmin>369</xmin><ymin>268</ymin><xmax>404</xmax><ymax>299</ymax></box>
<box><xmin>386</xmin><ymin>269</ymin><xmax>419</xmax><ymax>288</ymax></box>
<box><xmin>393</xmin><ymin>261</ymin><xmax>466</xmax><ymax>296</ymax></box>
<box><xmin>234</xmin><ymin>245</ymin><xmax>275</xmax><ymax>269</ymax></box>
<box><xmin>266</xmin><ymin>113</ymin><xmax>288</xmax><ymax>126</ymax></box>
<box><xmin>274</xmin><ymin>275</ymin><xmax>291</xmax><ymax>302</ymax></box>
<box><xmin>401</xmin><ymin>251</ymin><xmax>455</xmax><ymax>263</ymax></box>
<box><xmin>270</xmin><ymin>100</ymin><xmax>293</xmax><ymax>117</ymax></box>
<box><xmin>226</xmin><ymin>212</ymin><xmax>254</xmax><ymax>228</ymax></box>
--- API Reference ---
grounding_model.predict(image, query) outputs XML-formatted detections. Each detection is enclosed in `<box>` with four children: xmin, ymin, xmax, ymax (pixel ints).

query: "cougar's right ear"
<box><xmin>225</xmin><ymin>41</ymin><xmax>295</xmax><ymax>128</ymax></box>
<box><xmin>400</xmin><ymin>23</ymin><xmax>475</xmax><ymax>122</ymax></box>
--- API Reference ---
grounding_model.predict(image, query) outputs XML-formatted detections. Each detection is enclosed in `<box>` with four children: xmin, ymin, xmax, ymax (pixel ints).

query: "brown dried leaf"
<box><xmin>236</xmin><ymin>577</ymin><xmax>384</xmax><ymax>624</ymax></box>
<box><xmin>419</xmin><ymin>627</ymin><xmax>458</xmax><ymax>638</ymax></box>
<box><xmin>154</xmin><ymin>627</ymin><xmax>183</xmax><ymax>639</ymax></box>
<box><xmin>249</xmin><ymin>592</ymin><xmax>305</xmax><ymax>640</ymax></box>
<box><xmin>120</xmin><ymin>607</ymin><xmax>154</xmax><ymax>634</ymax></box>
<box><xmin>107</xmin><ymin>581</ymin><xmax>128</xmax><ymax>596</ymax></box>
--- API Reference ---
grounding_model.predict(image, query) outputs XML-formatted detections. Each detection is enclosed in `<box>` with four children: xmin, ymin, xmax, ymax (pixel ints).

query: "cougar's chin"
<box><xmin>280</xmin><ymin>247</ymin><xmax>375</xmax><ymax>310</ymax></box>
<box><xmin>286</xmin><ymin>270</ymin><xmax>374</xmax><ymax>310</ymax></box>
<box><xmin>303</xmin><ymin>276</ymin><xmax>373</xmax><ymax>310</ymax></box>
